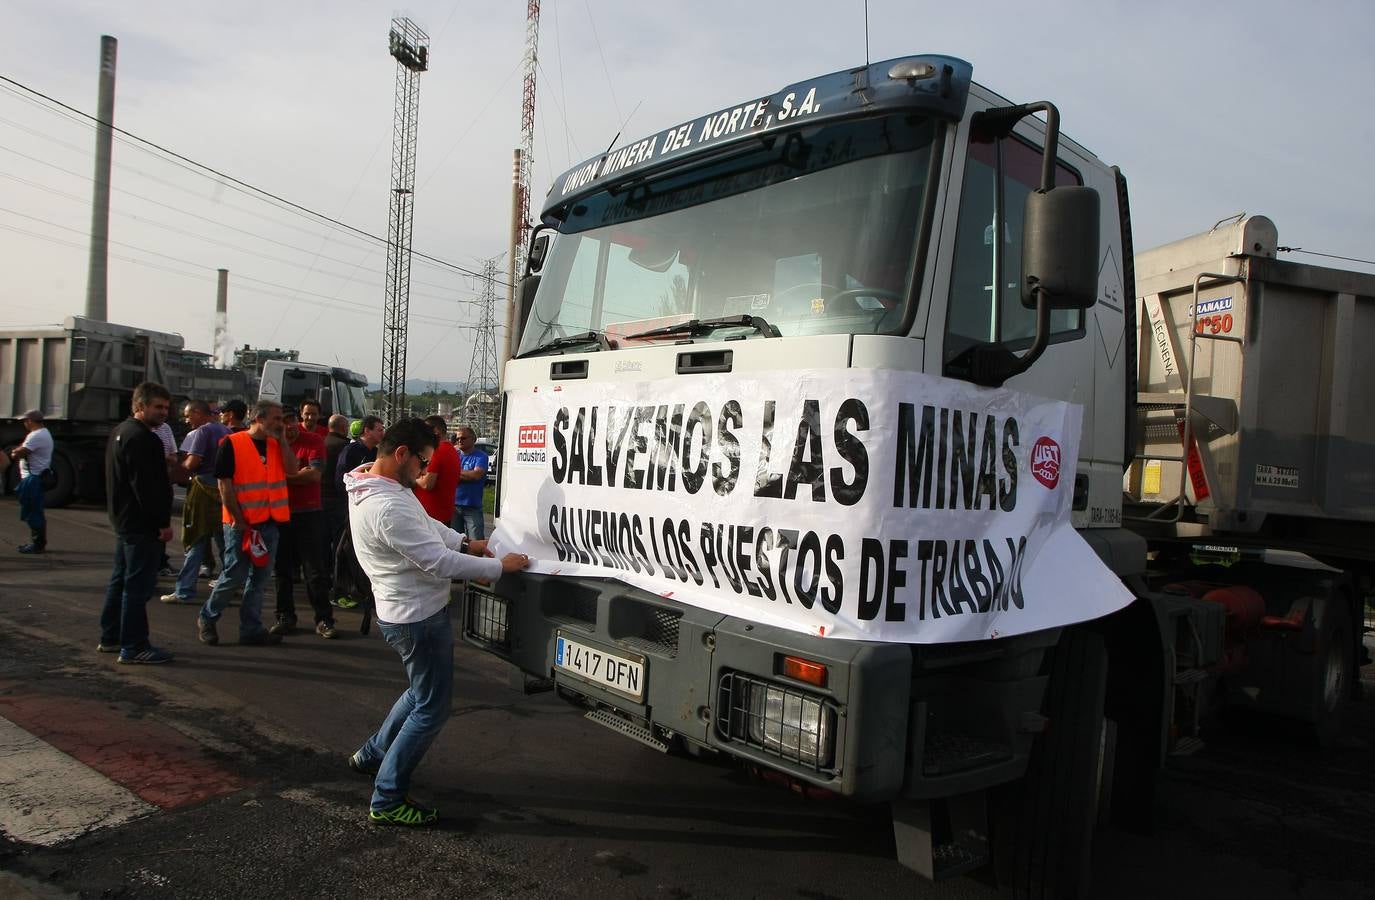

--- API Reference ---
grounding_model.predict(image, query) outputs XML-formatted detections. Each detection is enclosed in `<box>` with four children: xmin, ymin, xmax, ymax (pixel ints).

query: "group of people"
<box><xmin>32</xmin><ymin>383</ymin><xmax>529</xmax><ymax>826</ymax></box>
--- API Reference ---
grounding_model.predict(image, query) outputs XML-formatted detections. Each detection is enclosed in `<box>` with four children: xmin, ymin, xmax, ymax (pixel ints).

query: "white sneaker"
<box><xmin>160</xmin><ymin>593</ymin><xmax>194</xmax><ymax>604</ymax></box>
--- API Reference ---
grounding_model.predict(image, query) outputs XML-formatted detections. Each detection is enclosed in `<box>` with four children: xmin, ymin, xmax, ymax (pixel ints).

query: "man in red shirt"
<box><xmin>271</xmin><ymin>406</ymin><xmax>338</xmax><ymax>638</ymax></box>
<box><xmin>300</xmin><ymin>399</ymin><xmax>330</xmax><ymax>438</ymax></box>
<box><xmin>412</xmin><ymin>415</ymin><xmax>461</xmax><ymax>526</ymax></box>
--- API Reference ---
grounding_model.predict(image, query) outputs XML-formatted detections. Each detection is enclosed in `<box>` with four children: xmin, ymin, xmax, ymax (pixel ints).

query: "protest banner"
<box><xmin>490</xmin><ymin>368</ymin><xmax>1132</xmax><ymax>643</ymax></box>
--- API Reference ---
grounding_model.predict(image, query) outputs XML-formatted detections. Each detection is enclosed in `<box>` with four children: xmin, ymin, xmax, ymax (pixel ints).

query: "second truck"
<box><xmin>0</xmin><ymin>315</ymin><xmax>368</xmax><ymax>505</ymax></box>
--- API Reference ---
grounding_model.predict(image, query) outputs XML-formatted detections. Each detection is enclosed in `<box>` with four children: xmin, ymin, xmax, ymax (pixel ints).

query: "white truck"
<box><xmin>461</xmin><ymin>55</ymin><xmax>1372</xmax><ymax>897</ymax></box>
<box><xmin>256</xmin><ymin>359</ymin><xmax>369</xmax><ymax>422</ymax></box>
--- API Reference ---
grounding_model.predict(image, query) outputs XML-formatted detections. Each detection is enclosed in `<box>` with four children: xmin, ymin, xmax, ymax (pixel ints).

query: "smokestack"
<box><xmin>213</xmin><ymin>268</ymin><xmax>231</xmax><ymax>368</ymax></box>
<box><xmin>501</xmin><ymin>147</ymin><xmax>521</xmax><ymax>385</ymax></box>
<box><xmin>84</xmin><ymin>35</ymin><xmax>117</xmax><ymax>322</ymax></box>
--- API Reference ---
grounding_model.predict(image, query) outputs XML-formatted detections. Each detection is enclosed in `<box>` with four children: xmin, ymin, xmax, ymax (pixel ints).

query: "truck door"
<box><xmin>280</xmin><ymin>367</ymin><xmax>330</xmax><ymax>413</ymax></box>
<box><xmin>938</xmin><ymin>123</ymin><xmax>1095</xmax><ymax>445</ymax></box>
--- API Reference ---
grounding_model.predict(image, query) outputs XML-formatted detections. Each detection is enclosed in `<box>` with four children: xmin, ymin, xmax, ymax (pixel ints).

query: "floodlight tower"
<box><xmin>502</xmin><ymin>0</ymin><xmax>540</xmax><ymax>375</ymax></box>
<box><xmin>517</xmin><ymin>0</ymin><xmax>540</xmax><ymax>278</ymax></box>
<box><xmin>381</xmin><ymin>17</ymin><xmax>429</xmax><ymax>424</ymax></box>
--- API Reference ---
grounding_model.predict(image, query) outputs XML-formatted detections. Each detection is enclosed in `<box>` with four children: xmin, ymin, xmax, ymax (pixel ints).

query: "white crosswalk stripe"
<box><xmin>0</xmin><ymin>715</ymin><xmax>155</xmax><ymax>847</ymax></box>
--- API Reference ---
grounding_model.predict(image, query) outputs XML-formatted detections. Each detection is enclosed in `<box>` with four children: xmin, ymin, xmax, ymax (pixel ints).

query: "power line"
<box><xmin>0</xmin><ymin>210</ymin><xmax>483</xmax><ymax>328</ymax></box>
<box><xmin>0</xmin><ymin>136</ymin><xmax>470</xmax><ymax>289</ymax></box>
<box><xmin>1277</xmin><ymin>246</ymin><xmax>1375</xmax><ymax>268</ymax></box>
<box><xmin>0</xmin><ymin>179</ymin><xmax>479</xmax><ymax>306</ymax></box>
<box><xmin>0</xmin><ymin>71</ymin><xmax>512</xmax><ymax>287</ymax></box>
<box><xmin>582</xmin><ymin>0</ymin><xmax>623</xmax><ymax>127</ymax></box>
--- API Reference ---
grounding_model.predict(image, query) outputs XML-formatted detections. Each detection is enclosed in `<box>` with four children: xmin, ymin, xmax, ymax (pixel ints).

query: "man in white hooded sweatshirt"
<box><xmin>344</xmin><ymin>418</ymin><xmax>528</xmax><ymax>825</ymax></box>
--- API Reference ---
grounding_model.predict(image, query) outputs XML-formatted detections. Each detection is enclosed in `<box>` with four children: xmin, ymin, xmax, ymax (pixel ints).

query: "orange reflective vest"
<box><xmin>221</xmin><ymin>431</ymin><xmax>290</xmax><ymax>525</ymax></box>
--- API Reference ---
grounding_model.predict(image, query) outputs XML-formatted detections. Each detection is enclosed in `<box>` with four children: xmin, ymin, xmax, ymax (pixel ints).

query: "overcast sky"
<box><xmin>3</xmin><ymin>0</ymin><xmax>1372</xmax><ymax>384</ymax></box>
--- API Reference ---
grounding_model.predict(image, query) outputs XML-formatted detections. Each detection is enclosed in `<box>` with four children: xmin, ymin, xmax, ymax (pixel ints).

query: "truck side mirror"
<box><xmin>527</xmin><ymin>233</ymin><xmax>550</xmax><ymax>275</ymax></box>
<box><xmin>1022</xmin><ymin>186</ymin><xmax>1100</xmax><ymax>310</ymax></box>
<box><xmin>514</xmin><ymin>274</ymin><xmax>541</xmax><ymax>350</ymax></box>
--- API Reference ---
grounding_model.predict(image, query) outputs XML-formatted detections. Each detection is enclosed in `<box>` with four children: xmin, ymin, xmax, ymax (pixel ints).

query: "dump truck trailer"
<box><xmin>0</xmin><ymin>316</ymin><xmax>194</xmax><ymax>505</ymax></box>
<box><xmin>1</xmin><ymin>316</ymin><xmax>367</xmax><ymax>505</ymax></box>
<box><xmin>1126</xmin><ymin>214</ymin><xmax>1373</xmax><ymax>747</ymax></box>
<box><xmin>459</xmin><ymin>53</ymin><xmax>1371</xmax><ymax>897</ymax></box>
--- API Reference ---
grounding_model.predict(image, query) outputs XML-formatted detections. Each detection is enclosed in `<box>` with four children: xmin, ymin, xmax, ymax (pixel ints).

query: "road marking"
<box><xmin>0</xmin><ymin>715</ymin><xmax>155</xmax><ymax>846</ymax></box>
<box><xmin>0</xmin><ymin>685</ymin><xmax>254</xmax><ymax>812</ymax></box>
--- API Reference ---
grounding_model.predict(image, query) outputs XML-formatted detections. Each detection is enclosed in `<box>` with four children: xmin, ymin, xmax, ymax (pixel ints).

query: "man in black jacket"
<box><xmin>98</xmin><ymin>381</ymin><xmax>175</xmax><ymax>664</ymax></box>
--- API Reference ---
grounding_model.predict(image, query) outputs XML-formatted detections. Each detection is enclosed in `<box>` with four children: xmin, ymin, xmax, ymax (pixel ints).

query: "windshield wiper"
<box><xmin>515</xmin><ymin>330</ymin><xmax>611</xmax><ymax>359</ymax></box>
<box><xmin>623</xmin><ymin>314</ymin><xmax>780</xmax><ymax>342</ymax></box>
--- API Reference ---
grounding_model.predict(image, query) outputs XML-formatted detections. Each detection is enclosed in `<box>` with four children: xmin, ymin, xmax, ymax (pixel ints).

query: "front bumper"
<box><xmin>464</xmin><ymin>574</ymin><xmax>1051</xmax><ymax>803</ymax></box>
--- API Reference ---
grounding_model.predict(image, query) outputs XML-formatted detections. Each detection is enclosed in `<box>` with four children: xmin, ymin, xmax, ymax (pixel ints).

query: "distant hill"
<box><xmin>366</xmin><ymin>380</ymin><xmax>468</xmax><ymax>394</ymax></box>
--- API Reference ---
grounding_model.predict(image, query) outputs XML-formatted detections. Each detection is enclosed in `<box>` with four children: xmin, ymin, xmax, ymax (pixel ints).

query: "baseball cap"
<box><xmin>349</xmin><ymin>419</ymin><xmax>364</xmax><ymax>438</ymax></box>
<box><xmin>222</xmin><ymin>398</ymin><xmax>248</xmax><ymax>420</ymax></box>
<box><xmin>242</xmin><ymin>528</ymin><xmax>271</xmax><ymax>567</ymax></box>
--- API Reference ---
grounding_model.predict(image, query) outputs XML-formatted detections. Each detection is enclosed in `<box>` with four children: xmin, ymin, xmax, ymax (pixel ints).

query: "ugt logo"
<box><xmin>1031</xmin><ymin>436</ymin><xmax>1061</xmax><ymax>489</ymax></box>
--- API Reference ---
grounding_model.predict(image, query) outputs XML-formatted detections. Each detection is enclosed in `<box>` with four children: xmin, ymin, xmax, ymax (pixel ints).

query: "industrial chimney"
<box><xmin>213</xmin><ymin>268</ymin><xmax>231</xmax><ymax>369</ymax></box>
<box><xmin>84</xmin><ymin>35</ymin><xmax>117</xmax><ymax>322</ymax></box>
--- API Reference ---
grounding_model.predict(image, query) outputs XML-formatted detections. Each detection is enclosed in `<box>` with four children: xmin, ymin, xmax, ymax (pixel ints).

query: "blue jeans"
<box><xmin>201</xmin><ymin>522</ymin><xmax>280</xmax><ymax>638</ymax></box>
<box><xmin>99</xmin><ymin>532</ymin><xmax>162</xmax><ymax>651</ymax></box>
<box><xmin>358</xmin><ymin>608</ymin><xmax>454</xmax><ymax>810</ymax></box>
<box><xmin>173</xmin><ymin>529</ymin><xmax>225</xmax><ymax>601</ymax></box>
<box><xmin>17</xmin><ymin>473</ymin><xmax>45</xmax><ymax>531</ymax></box>
<box><xmin>451</xmin><ymin>505</ymin><xmax>484</xmax><ymax>541</ymax></box>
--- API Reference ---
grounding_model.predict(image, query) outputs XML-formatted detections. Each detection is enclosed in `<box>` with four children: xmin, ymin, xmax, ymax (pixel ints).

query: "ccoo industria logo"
<box><xmin>516</xmin><ymin>424</ymin><xmax>548</xmax><ymax>467</ymax></box>
<box><xmin>1031</xmin><ymin>436</ymin><xmax>1061</xmax><ymax>489</ymax></box>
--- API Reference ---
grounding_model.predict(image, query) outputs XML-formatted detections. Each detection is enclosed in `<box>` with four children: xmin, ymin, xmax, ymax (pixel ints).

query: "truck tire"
<box><xmin>1310</xmin><ymin>595</ymin><xmax>1354</xmax><ymax>748</ymax></box>
<box><xmin>42</xmin><ymin>446</ymin><xmax>77</xmax><ymax>509</ymax></box>
<box><xmin>994</xmin><ymin>629</ymin><xmax>1108</xmax><ymax>900</ymax></box>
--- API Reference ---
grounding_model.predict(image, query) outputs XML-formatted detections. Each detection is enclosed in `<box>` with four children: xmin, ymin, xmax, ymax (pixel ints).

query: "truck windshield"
<box><xmin>335</xmin><ymin>383</ymin><xmax>367</xmax><ymax>419</ymax></box>
<box><xmin>521</xmin><ymin>114</ymin><xmax>937</xmax><ymax>353</ymax></box>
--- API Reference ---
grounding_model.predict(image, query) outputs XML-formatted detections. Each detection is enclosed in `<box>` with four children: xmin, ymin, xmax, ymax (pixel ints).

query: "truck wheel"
<box><xmin>42</xmin><ymin>447</ymin><xmax>77</xmax><ymax>509</ymax></box>
<box><xmin>994</xmin><ymin>629</ymin><xmax>1108</xmax><ymax>900</ymax></box>
<box><xmin>1310</xmin><ymin>596</ymin><xmax>1354</xmax><ymax>748</ymax></box>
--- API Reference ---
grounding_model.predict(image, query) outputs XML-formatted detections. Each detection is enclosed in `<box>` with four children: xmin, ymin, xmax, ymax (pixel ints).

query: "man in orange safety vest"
<box><xmin>197</xmin><ymin>400</ymin><xmax>301</xmax><ymax>646</ymax></box>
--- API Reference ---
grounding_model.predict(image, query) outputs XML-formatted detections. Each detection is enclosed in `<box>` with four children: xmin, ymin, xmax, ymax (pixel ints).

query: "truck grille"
<box><xmin>545</xmin><ymin>586</ymin><xmax>598</xmax><ymax>631</ymax></box>
<box><xmin>612</xmin><ymin>605</ymin><xmax>681</xmax><ymax>657</ymax></box>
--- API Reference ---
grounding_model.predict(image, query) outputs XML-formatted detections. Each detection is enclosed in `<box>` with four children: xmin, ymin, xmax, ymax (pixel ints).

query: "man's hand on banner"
<box><xmin>501</xmin><ymin>552</ymin><xmax>531</xmax><ymax>573</ymax></box>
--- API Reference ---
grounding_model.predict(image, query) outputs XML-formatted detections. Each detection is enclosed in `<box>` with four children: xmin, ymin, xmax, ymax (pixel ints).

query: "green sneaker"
<box><xmin>369</xmin><ymin>799</ymin><xmax>438</xmax><ymax>827</ymax></box>
<box><xmin>332</xmin><ymin>596</ymin><xmax>359</xmax><ymax>610</ymax></box>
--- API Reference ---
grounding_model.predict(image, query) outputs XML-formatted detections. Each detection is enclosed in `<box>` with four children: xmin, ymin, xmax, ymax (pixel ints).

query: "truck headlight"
<box><xmin>746</xmin><ymin>681</ymin><xmax>834</xmax><ymax>766</ymax></box>
<box><xmin>466</xmin><ymin>589</ymin><xmax>508</xmax><ymax>647</ymax></box>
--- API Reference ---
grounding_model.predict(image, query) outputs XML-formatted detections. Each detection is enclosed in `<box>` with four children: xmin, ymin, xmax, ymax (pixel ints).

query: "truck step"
<box><xmin>1170</xmin><ymin>736</ymin><xmax>1205</xmax><ymax>757</ymax></box>
<box><xmin>1173</xmin><ymin>667</ymin><xmax>1207</xmax><ymax>686</ymax></box>
<box><xmin>932</xmin><ymin>839</ymin><xmax>990</xmax><ymax>879</ymax></box>
<box><xmin>922</xmin><ymin>732</ymin><xmax>1012</xmax><ymax>776</ymax></box>
<box><xmin>585</xmin><ymin>709</ymin><xmax>669</xmax><ymax>752</ymax></box>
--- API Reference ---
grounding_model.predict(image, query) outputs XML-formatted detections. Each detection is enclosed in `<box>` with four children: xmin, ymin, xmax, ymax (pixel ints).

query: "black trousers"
<box><xmin>274</xmin><ymin>510</ymin><xmax>334</xmax><ymax>625</ymax></box>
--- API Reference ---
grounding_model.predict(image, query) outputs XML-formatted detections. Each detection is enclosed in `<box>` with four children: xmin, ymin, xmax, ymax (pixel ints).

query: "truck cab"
<box><xmin>471</xmin><ymin>55</ymin><xmax>1148</xmax><ymax>892</ymax></box>
<box><xmin>257</xmin><ymin>360</ymin><xmax>368</xmax><ymax>420</ymax></box>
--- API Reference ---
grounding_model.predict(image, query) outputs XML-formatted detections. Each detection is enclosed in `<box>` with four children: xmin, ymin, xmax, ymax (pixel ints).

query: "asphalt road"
<box><xmin>0</xmin><ymin>499</ymin><xmax>1372</xmax><ymax>899</ymax></box>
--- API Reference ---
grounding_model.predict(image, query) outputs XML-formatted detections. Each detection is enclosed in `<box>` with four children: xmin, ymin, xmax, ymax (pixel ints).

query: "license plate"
<box><xmin>555</xmin><ymin>634</ymin><xmax>645</xmax><ymax>701</ymax></box>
